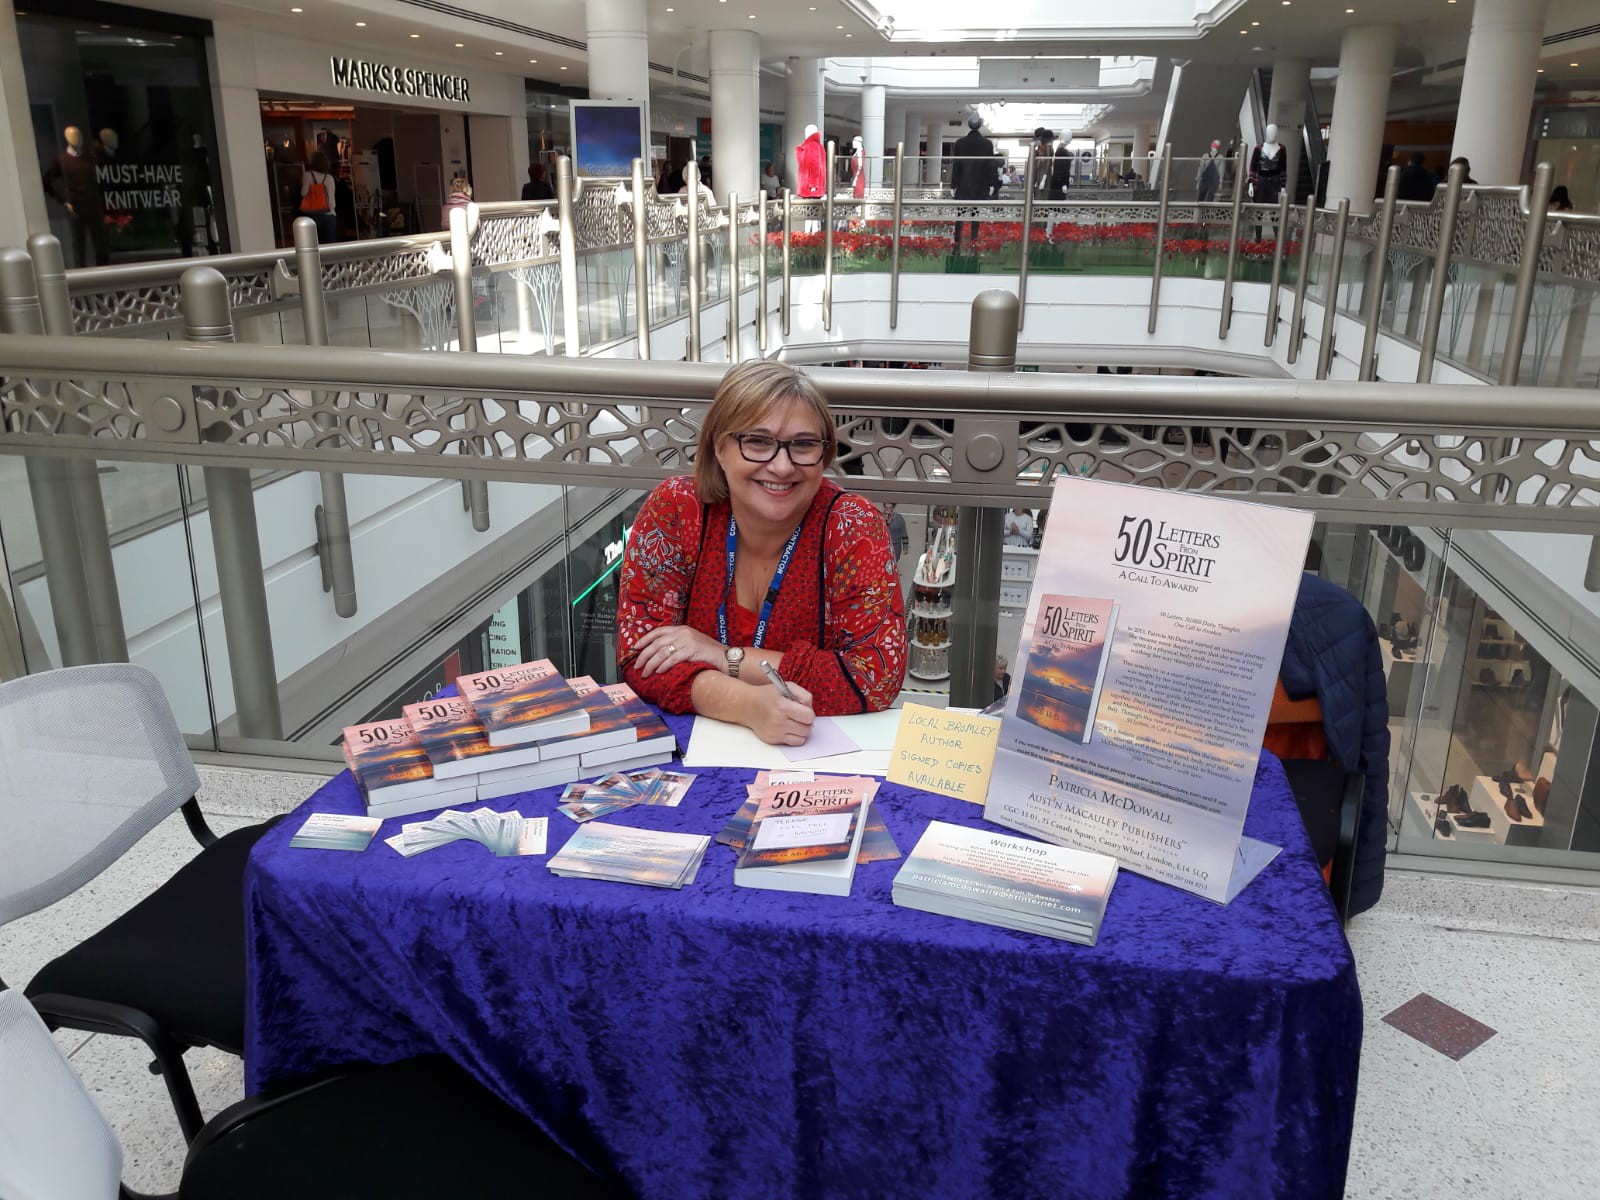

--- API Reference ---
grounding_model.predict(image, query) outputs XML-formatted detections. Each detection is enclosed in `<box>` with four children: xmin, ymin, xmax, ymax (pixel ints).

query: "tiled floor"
<box><xmin>3</xmin><ymin>764</ymin><xmax>1598</xmax><ymax>1196</ymax></box>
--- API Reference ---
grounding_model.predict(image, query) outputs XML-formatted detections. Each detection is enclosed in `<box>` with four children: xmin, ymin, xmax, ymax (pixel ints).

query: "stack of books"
<box><xmin>717</xmin><ymin>770</ymin><xmax>899</xmax><ymax>865</ymax></box>
<box><xmin>339</xmin><ymin>661</ymin><xmax>679</xmax><ymax>821</ymax></box>
<box><xmin>731</xmin><ymin>774</ymin><xmax>879</xmax><ymax>897</ymax></box>
<box><xmin>547</xmin><ymin>822</ymin><xmax>710</xmax><ymax>889</ymax></box>
<box><xmin>891</xmin><ymin>821</ymin><xmax>1118</xmax><ymax>946</ymax></box>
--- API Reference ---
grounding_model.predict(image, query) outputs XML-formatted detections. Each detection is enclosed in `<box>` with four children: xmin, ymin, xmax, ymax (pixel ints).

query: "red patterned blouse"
<box><xmin>618</xmin><ymin>476</ymin><xmax>907</xmax><ymax>714</ymax></box>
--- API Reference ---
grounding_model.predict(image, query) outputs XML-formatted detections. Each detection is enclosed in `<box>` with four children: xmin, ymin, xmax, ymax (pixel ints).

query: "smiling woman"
<box><xmin>617</xmin><ymin>361</ymin><xmax>907</xmax><ymax>745</ymax></box>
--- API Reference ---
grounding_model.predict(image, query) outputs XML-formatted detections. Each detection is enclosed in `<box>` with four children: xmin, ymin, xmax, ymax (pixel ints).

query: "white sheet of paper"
<box><xmin>750</xmin><ymin>811</ymin><xmax>853</xmax><ymax>851</ymax></box>
<box><xmin>684</xmin><ymin>713</ymin><xmax>894</xmax><ymax>774</ymax></box>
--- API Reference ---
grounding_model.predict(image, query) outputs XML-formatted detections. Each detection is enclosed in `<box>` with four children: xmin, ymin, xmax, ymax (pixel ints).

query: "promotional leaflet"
<box><xmin>985</xmin><ymin>475</ymin><xmax>1311</xmax><ymax>904</ymax></box>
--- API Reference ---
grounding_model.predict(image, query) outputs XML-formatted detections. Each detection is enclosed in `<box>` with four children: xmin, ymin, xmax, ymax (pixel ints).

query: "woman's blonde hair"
<box><xmin>694</xmin><ymin>361</ymin><xmax>834</xmax><ymax>504</ymax></box>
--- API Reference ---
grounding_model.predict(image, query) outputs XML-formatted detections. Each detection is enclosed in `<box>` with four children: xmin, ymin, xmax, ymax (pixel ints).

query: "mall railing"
<box><xmin>6</xmin><ymin>284</ymin><xmax>1600</xmax><ymax>869</ymax></box>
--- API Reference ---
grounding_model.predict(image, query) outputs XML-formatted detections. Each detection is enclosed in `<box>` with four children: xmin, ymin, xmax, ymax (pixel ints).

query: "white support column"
<box><xmin>1270</xmin><ymin>57</ymin><xmax>1311</xmax><ymax>202</ymax></box>
<box><xmin>586</xmin><ymin>0</ymin><xmax>651</xmax><ymax>110</ymax></box>
<box><xmin>1452</xmin><ymin>0</ymin><xmax>1548</xmax><ymax>184</ymax></box>
<box><xmin>860</xmin><ymin>83</ymin><xmax>886</xmax><ymax>189</ymax></box>
<box><xmin>923</xmin><ymin>114</ymin><xmax>944</xmax><ymax>189</ymax></box>
<box><xmin>883</xmin><ymin>104</ymin><xmax>905</xmax><ymax>181</ymax></box>
<box><xmin>1133</xmin><ymin>124</ymin><xmax>1155</xmax><ymax>181</ymax></box>
<box><xmin>1326</xmin><ymin>24</ymin><xmax>1396</xmax><ymax>216</ymax></box>
<box><xmin>209</xmin><ymin>22</ymin><xmax>274</xmax><ymax>253</ymax></box>
<box><xmin>0</xmin><ymin>5</ymin><xmax>48</xmax><ymax>247</ymax></box>
<box><xmin>784</xmin><ymin>57</ymin><xmax>824</xmax><ymax>192</ymax></box>
<box><xmin>709</xmin><ymin>29</ymin><xmax>760</xmax><ymax>206</ymax></box>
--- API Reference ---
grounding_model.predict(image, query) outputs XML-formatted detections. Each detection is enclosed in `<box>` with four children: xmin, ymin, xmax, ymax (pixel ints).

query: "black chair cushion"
<box><xmin>1280</xmin><ymin>757</ymin><xmax>1345</xmax><ymax>868</ymax></box>
<box><xmin>179</xmin><ymin>1054</ymin><xmax>629</xmax><ymax>1200</ymax></box>
<box><xmin>26</xmin><ymin>821</ymin><xmax>274</xmax><ymax>1052</ymax></box>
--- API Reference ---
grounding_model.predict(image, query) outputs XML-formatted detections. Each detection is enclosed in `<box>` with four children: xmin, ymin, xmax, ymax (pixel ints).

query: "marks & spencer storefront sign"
<box><xmin>330</xmin><ymin>56</ymin><xmax>471</xmax><ymax>103</ymax></box>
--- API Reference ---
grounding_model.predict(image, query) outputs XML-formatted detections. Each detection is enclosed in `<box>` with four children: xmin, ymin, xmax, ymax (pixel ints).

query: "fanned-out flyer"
<box><xmin>985</xmin><ymin>475</ymin><xmax>1314</xmax><ymax>904</ymax></box>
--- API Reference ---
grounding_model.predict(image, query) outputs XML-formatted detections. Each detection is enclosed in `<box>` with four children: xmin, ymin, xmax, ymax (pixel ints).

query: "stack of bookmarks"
<box><xmin>892</xmin><ymin>820</ymin><xmax>1118</xmax><ymax>946</ymax></box>
<box><xmin>547</xmin><ymin>824</ymin><xmax>710</xmax><ymax>889</ymax></box>
<box><xmin>556</xmin><ymin>769</ymin><xmax>695</xmax><ymax>822</ymax></box>
<box><xmin>721</xmin><ymin>771</ymin><xmax>900</xmax><ymax>897</ymax></box>
<box><xmin>340</xmin><ymin>664</ymin><xmax>675</xmax><ymax>821</ymax></box>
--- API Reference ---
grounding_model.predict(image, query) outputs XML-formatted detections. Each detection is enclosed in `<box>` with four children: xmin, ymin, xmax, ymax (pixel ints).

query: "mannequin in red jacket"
<box><xmin>796</xmin><ymin>125</ymin><xmax>826</xmax><ymax>198</ymax></box>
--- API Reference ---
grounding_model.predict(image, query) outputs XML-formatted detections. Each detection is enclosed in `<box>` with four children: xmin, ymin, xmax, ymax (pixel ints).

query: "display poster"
<box><xmin>571</xmin><ymin>102</ymin><xmax>646</xmax><ymax>178</ymax></box>
<box><xmin>984</xmin><ymin>475</ymin><xmax>1313</xmax><ymax>903</ymax></box>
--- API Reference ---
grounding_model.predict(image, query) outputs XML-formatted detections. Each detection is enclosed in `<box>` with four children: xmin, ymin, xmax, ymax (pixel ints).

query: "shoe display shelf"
<box><xmin>1469</xmin><ymin>776</ymin><xmax>1545</xmax><ymax>847</ymax></box>
<box><xmin>1407</xmin><ymin>790</ymin><xmax>1498</xmax><ymax>842</ymax></box>
<box><xmin>1472</xmin><ymin>611</ymin><xmax>1533</xmax><ymax>688</ymax></box>
<box><xmin>910</xmin><ymin>522</ymin><xmax>957</xmax><ymax>682</ymax></box>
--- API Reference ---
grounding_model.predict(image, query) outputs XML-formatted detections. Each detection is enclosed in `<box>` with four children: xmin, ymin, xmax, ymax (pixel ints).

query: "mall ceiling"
<box><xmin>134</xmin><ymin>0</ymin><xmax>1600</xmax><ymax>107</ymax></box>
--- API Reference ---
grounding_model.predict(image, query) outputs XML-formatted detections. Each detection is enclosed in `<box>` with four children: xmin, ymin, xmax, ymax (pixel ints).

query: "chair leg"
<box><xmin>1329</xmin><ymin>772</ymin><xmax>1364</xmax><ymax>923</ymax></box>
<box><xmin>27</xmin><ymin>992</ymin><xmax>208</xmax><ymax>1142</ymax></box>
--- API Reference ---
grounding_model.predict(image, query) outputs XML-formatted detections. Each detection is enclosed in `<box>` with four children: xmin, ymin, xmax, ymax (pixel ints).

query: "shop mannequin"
<box><xmin>96</xmin><ymin>128</ymin><xmax>119</xmax><ymax>162</ymax></box>
<box><xmin>1250</xmin><ymin>124</ymin><xmax>1287</xmax><ymax>204</ymax></box>
<box><xmin>1196</xmin><ymin>139</ymin><xmax>1224</xmax><ymax>203</ymax></box>
<box><xmin>851</xmin><ymin>135</ymin><xmax>866</xmax><ymax>199</ymax></box>
<box><xmin>795</xmin><ymin>123</ymin><xmax>825</xmax><ymax>199</ymax></box>
<box><xmin>42</xmin><ymin>125</ymin><xmax>109</xmax><ymax>267</ymax></box>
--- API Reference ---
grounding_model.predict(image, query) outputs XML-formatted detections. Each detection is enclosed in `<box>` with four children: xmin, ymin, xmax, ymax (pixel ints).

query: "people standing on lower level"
<box><xmin>522</xmin><ymin>163</ymin><xmax>554</xmax><ymax>202</ymax></box>
<box><xmin>299</xmin><ymin>151</ymin><xmax>338</xmax><ymax>243</ymax></box>
<box><xmin>761</xmin><ymin>163</ymin><xmax>782</xmax><ymax>200</ymax></box>
<box><xmin>1004</xmin><ymin>506</ymin><xmax>1035</xmax><ymax>547</ymax></box>
<box><xmin>882</xmin><ymin>502</ymin><xmax>910</xmax><ymax>561</ymax></box>
<box><xmin>1398</xmin><ymin>152</ymin><xmax>1436</xmax><ymax>202</ymax></box>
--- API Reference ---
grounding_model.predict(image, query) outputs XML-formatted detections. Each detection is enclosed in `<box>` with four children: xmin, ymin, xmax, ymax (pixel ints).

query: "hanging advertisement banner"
<box><xmin>571</xmin><ymin>101</ymin><xmax>648</xmax><ymax>178</ymax></box>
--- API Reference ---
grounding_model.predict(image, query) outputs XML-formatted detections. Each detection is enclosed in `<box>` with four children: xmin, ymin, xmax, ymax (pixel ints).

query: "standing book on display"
<box><xmin>985</xmin><ymin>475</ymin><xmax>1312</xmax><ymax>904</ymax></box>
<box><xmin>733</xmin><ymin>777</ymin><xmax>875</xmax><ymax>896</ymax></box>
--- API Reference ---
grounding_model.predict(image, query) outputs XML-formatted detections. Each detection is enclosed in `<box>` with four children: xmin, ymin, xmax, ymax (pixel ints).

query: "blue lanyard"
<box><xmin>718</xmin><ymin>517</ymin><xmax>803</xmax><ymax>649</ymax></box>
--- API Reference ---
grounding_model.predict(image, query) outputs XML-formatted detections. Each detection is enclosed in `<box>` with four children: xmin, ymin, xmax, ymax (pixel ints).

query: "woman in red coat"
<box><xmin>618</xmin><ymin>361</ymin><xmax>907</xmax><ymax>745</ymax></box>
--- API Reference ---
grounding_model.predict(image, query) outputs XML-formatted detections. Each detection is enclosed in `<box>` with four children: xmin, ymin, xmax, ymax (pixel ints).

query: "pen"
<box><xmin>760</xmin><ymin>659</ymin><xmax>797</xmax><ymax>702</ymax></box>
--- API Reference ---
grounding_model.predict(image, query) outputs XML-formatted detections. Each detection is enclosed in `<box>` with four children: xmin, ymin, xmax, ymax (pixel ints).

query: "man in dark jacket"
<box><xmin>1397</xmin><ymin>152</ymin><xmax>1435</xmax><ymax>202</ymax></box>
<box><xmin>950</xmin><ymin>113</ymin><xmax>996</xmax><ymax>252</ymax></box>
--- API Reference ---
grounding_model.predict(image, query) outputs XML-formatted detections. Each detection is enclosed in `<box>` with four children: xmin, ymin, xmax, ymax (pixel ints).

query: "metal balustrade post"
<box><xmin>757</xmin><ymin>192</ymin><xmax>769</xmax><ymax>353</ymax></box>
<box><xmin>781</xmin><ymin>189</ymin><xmax>792</xmax><ymax>337</ymax></box>
<box><xmin>890</xmin><ymin>142</ymin><xmax>904</xmax><ymax>331</ymax></box>
<box><xmin>1586</xmin><ymin>536</ymin><xmax>1600</xmax><ymax>593</ymax></box>
<box><xmin>1147</xmin><ymin>143</ymin><xmax>1173</xmax><ymax>335</ymax></box>
<box><xmin>1287</xmin><ymin>196</ymin><xmax>1317</xmax><ymax>364</ymax></box>
<box><xmin>949</xmin><ymin>290</ymin><xmax>1017</xmax><ymax>708</ymax></box>
<box><xmin>1</xmin><ymin>247</ymin><xmax>98</xmax><ymax>668</ymax></box>
<box><xmin>556</xmin><ymin>156</ymin><xmax>582</xmax><ymax>359</ymax></box>
<box><xmin>1018</xmin><ymin>143</ymin><xmax>1036</xmax><ymax>332</ymax></box>
<box><xmin>1416</xmin><ymin>161</ymin><xmax>1467</xmax><ymax>383</ymax></box>
<box><xmin>687</xmin><ymin>160</ymin><xmax>702</xmax><ymax>361</ymax></box>
<box><xmin>180</xmin><ymin>265</ymin><xmax>284</xmax><ymax>742</ymax></box>
<box><xmin>1316</xmin><ymin>198</ymin><xmax>1351</xmax><ymax>380</ymax></box>
<box><xmin>1359</xmin><ymin>167</ymin><xmax>1400</xmax><ymax>382</ymax></box>
<box><xmin>450</xmin><ymin>205</ymin><xmax>491</xmax><ymax>533</ymax></box>
<box><xmin>1265</xmin><ymin>191</ymin><xmax>1292</xmax><ymax>348</ymax></box>
<box><xmin>631</xmin><ymin>158</ymin><xmax>652</xmax><ymax>361</ymax></box>
<box><xmin>1219</xmin><ymin>148</ymin><xmax>1247</xmax><ymax>338</ymax></box>
<box><xmin>26</xmin><ymin>233</ymin><xmax>127</xmax><ymax>663</ymax></box>
<box><xmin>727</xmin><ymin>190</ymin><xmax>741</xmax><ymax>365</ymax></box>
<box><xmin>823</xmin><ymin>141</ymin><xmax>836</xmax><ymax>332</ymax></box>
<box><xmin>1500</xmin><ymin>162</ymin><xmax>1556</xmax><ymax>387</ymax></box>
<box><xmin>293</xmin><ymin>217</ymin><xmax>358</xmax><ymax>616</ymax></box>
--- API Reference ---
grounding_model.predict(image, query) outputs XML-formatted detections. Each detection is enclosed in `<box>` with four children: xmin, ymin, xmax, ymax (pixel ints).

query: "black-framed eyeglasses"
<box><xmin>729</xmin><ymin>432</ymin><xmax>829</xmax><ymax>466</ymax></box>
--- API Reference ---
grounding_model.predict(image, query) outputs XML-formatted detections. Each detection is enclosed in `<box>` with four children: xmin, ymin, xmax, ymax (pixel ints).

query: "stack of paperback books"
<box><xmin>547</xmin><ymin>823</ymin><xmax>710</xmax><ymax>889</ymax></box>
<box><xmin>730</xmin><ymin>773</ymin><xmax>881</xmax><ymax>896</ymax></box>
<box><xmin>892</xmin><ymin>821</ymin><xmax>1118</xmax><ymax>945</ymax></box>
<box><xmin>340</xmin><ymin>662</ymin><xmax>678</xmax><ymax>820</ymax></box>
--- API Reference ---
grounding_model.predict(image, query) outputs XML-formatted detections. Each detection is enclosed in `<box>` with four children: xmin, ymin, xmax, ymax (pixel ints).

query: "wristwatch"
<box><xmin>725</xmin><ymin>646</ymin><xmax>745</xmax><ymax>678</ymax></box>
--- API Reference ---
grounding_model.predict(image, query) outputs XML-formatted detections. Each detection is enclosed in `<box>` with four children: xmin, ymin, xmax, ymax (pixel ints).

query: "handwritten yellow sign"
<box><xmin>887</xmin><ymin>704</ymin><xmax>1001</xmax><ymax>804</ymax></box>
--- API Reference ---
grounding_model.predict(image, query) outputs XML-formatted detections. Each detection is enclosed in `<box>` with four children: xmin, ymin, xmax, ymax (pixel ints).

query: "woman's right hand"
<box><xmin>747</xmin><ymin>681</ymin><xmax>816</xmax><ymax>746</ymax></box>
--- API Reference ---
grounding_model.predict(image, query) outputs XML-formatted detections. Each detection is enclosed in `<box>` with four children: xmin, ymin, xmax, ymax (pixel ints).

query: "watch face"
<box><xmin>727</xmin><ymin>647</ymin><xmax>744</xmax><ymax>662</ymax></box>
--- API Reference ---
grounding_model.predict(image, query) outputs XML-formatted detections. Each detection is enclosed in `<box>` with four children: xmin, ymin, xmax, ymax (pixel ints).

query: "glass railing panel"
<box><xmin>648</xmin><ymin>237</ymin><xmax>689</xmax><ymax>327</ymax></box>
<box><xmin>1435</xmin><ymin>263</ymin><xmax>1515</xmax><ymax>378</ymax></box>
<box><xmin>1509</xmin><ymin>278</ymin><xmax>1599</xmax><ymax>389</ymax></box>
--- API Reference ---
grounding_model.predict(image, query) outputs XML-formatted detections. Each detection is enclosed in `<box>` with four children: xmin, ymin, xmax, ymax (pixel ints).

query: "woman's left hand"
<box><xmin>630</xmin><ymin>625</ymin><xmax>726</xmax><ymax>677</ymax></box>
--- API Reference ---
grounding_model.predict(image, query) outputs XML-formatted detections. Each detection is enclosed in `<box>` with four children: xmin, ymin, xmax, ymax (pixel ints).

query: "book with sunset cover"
<box><xmin>583</xmin><ymin>682</ymin><xmax>677</xmax><ymax>768</ymax></box>
<box><xmin>341</xmin><ymin>718</ymin><xmax>440</xmax><ymax>805</ymax></box>
<box><xmin>402</xmin><ymin>697</ymin><xmax>544</xmax><ymax>780</ymax></box>
<box><xmin>455</xmin><ymin>659</ymin><xmax>590</xmax><ymax>748</ymax></box>
<box><xmin>1016</xmin><ymin>594</ymin><xmax>1119</xmax><ymax>746</ymax></box>
<box><xmin>548</xmin><ymin>823</ymin><xmax>710</xmax><ymax>889</ymax></box>
<box><xmin>527</xmin><ymin>676</ymin><xmax>641</xmax><ymax>759</ymax></box>
<box><xmin>734</xmin><ymin>777</ymin><xmax>874</xmax><ymax>896</ymax></box>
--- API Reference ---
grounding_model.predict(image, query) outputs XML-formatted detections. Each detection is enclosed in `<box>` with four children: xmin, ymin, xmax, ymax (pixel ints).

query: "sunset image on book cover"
<box><xmin>1017</xmin><ymin>594</ymin><xmax>1119</xmax><ymax>745</ymax></box>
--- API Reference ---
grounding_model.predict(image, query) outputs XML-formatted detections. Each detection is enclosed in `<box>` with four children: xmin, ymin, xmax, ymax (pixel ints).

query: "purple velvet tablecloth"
<box><xmin>244</xmin><ymin>713</ymin><xmax>1361</xmax><ymax>1200</ymax></box>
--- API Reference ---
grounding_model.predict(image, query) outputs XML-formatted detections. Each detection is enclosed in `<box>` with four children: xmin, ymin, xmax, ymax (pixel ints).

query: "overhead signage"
<box><xmin>985</xmin><ymin>475</ymin><xmax>1313</xmax><ymax>905</ymax></box>
<box><xmin>330</xmin><ymin>56</ymin><xmax>471</xmax><ymax>103</ymax></box>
